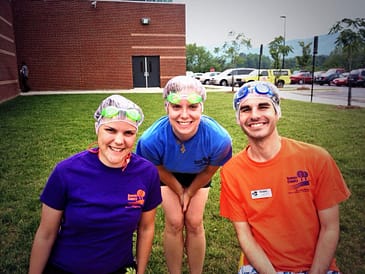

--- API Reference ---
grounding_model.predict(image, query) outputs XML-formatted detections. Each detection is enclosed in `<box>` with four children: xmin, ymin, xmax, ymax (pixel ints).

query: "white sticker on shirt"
<box><xmin>251</xmin><ymin>188</ymin><xmax>272</xmax><ymax>199</ymax></box>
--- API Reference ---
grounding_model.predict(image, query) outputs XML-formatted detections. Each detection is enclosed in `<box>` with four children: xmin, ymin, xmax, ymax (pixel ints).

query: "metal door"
<box><xmin>132</xmin><ymin>56</ymin><xmax>160</xmax><ymax>88</ymax></box>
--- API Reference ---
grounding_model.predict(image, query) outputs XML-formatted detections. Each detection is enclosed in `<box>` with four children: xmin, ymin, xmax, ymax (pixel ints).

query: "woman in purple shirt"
<box><xmin>29</xmin><ymin>95</ymin><xmax>162</xmax><ymax>274</ymax></box>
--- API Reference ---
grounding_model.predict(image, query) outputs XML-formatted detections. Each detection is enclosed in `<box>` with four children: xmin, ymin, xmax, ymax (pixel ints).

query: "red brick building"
<box><xmin>0</xmin><ymin>0</ymin><xmax>186</xmax><ymax>102</ymax></box>
<box><xmin>0</xmin><ymin>0</ymin><xmax>18</xmax><ymax>103</ymax></box>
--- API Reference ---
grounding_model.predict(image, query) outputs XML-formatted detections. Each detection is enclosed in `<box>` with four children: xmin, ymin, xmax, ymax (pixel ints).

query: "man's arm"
<box><xmin>233</xmin><ymin>221</ymin><xmax>276</xmax><ymax>274</ymax></box>
<box><xmin>309</xmin><ymin>204</ymin><xmax>340</xmax><ymax>274</ymax></box>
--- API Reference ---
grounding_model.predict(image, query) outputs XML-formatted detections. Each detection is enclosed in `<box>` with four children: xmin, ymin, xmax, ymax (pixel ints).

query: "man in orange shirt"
<box><xmin>220</xmin><ymin>81</ymin><xmax>351</xmax><ymax>274</ymax></box>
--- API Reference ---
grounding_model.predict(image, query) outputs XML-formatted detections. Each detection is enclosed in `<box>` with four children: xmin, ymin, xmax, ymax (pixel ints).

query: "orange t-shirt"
<box><xmin>220</xmin><ymin>137</ymin><xmax>350</xmax><ymax>272</ymax></box>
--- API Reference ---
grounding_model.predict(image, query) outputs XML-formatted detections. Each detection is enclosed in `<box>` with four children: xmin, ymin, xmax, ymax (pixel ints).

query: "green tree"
<box><xmin>221</xmin><ymin>31</ymin><xmax>252</xmax><ymax>68</ymax></box>
<box><xmin>329</xmin><ymin>17</ymin><xmax>365</xmax><ymax>106</ymax></box>
<box><xmin>186</xmin><ymin>43</ymin><xmax>219</xmax><ymax>72</ymax></box>
<box><xmin>329</xmin><ymin>17</ymin><xmax>365</xmax><ymax>71</ymax></box>
<box><xmin>268</xmin><ymin>37</ymin><xmax>283</xmax><ymax>69</ymax></box>
<box><xmin>296</xmin><ymin>41</ymin><xmax>312</xmax><ymax>70</ymax></box>
<box><xmin>269</xmin><ymin>36</ymin><xmax>294</xmax><ymax>69</ymax></box>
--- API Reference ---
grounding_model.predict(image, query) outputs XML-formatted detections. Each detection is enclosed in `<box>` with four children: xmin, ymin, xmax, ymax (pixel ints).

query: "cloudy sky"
<box><xmin>173</xmin><ymin>0</ymin><xmax>365</xmax><ymax>49</ymax></box>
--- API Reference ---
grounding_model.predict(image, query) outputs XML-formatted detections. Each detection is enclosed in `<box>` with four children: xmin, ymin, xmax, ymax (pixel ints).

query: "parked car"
<box><xmin>238</xmin><ymin>69</ymin><xmax>291</xmax><ymax>88</ymax></box>
<box><xmin>331</xmin><ymin>72</ymin><xmax>349</xmax><ymax>86</ymax></box>
<box><xmin>314</xmin><ymin>68</ymin><xmax>345</xmax><ymax>85</ymax></box>
<box><xmin>194</xmin><ymin>72</ymin><xmax>204</xmax><ymax>80</ymax></box>
<box><xmin>186</xmin><ymin>71</ymin><xmax>194</xmax><ymax>78</ymax></box>
<box><xmin>348</xmin><ymin>68</ymin><xmax>365</xmax><ymax>87</ymax></box>
<box><xmin>210</xmin><ymin>68</ymin><xmax>255</xmax><ymax>86</ymax></box>
<box><xmin>314</xmin><ymin>71</ymin><xmax>325</xmax><ymax>78</ymax></box>
<box><xmin>290</xmin><ymin>71</ymin><xmax>313</xmax><ymax>84</ymax></box>
<box><xmin>199</xmin><ymin>71</ymin><xmax>221</xmax><ymax>85</ymax></box>
<box><xmin>292</xmin><ymin>70</ymin><xmax>310</xmax><ymax>75</ymax></box>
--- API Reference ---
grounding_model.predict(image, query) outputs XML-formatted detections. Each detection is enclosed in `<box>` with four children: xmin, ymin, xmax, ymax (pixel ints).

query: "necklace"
<box><xmin>176</xmin><ymin>139</ymin><xmax>186</xmax><ymax>153</ymax></box>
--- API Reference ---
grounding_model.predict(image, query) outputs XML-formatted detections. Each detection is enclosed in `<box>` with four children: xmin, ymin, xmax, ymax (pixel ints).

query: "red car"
<box><xmin>331</xmin><ymin>73</ymin><xmax>349</xmax><ymax>86</ymax></box>
<box><xmin>290</xmin><ymin>72</ymin><xmax>313</xmax><ymax>84</ymax></box>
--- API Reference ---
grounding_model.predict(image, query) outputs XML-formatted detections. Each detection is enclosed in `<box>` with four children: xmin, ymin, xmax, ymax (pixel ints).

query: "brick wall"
<box><xmin>12</xmin><ymin>0</ymin><xmax>186</xmax><ymax>91</ymax></box>
<box><xmin>0</xmin><ymin>0</ymin><xmax>19</xmax><ymax>103</ymax></box>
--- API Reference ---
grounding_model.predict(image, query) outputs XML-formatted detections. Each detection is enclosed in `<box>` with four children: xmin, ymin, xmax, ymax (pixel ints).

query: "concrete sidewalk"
<box><xmin>20</xmin><ymin>84</ymin><xmax>364</xmax><ymax>108</ymax></box>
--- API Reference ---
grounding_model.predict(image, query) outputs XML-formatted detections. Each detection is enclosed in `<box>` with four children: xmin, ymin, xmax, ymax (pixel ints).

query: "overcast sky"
<box><xmin>173</xmin><ymin>0</ymin><xmax>365</xmax><ymax>49</ymax></box>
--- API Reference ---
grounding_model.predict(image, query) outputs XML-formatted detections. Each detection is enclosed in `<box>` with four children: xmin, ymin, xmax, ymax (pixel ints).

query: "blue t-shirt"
<box><xmin>136</xmin><ymin>115</ymin><xmax>232</xmax><ymax>174</ymax></box>
<box><xmin>40</xmin><ymin>150</ymin><xmax>162</xmax><ymax>274</ymax></box>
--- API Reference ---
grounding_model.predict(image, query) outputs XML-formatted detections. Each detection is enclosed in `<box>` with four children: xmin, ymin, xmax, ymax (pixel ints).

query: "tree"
<box><xmin>221</xmin><ymin>31</ymin><xmax>252</xmax><ymax>68</ymax></box>
<box><xmin>296</xmin><ymin>41</ymin><xmax>312</xmax><ymax>70</ymax></box>
<box><xmin>269</xmin><ymin>36</ymin><xmax>294</xmax><ymax>69</ymax></box>
<box><xmin>268</xmin><ymin>36</ymin><xmax>293</xmax><ymax>70</ymax></box>
<box><xmin>329</xmin><ymin>18</ymin><xmax>365</xmax><ymax>71</ymax></box>
<box><xmin>268</xmin><ymin>37</ymin><xmax>282</xmax><ymax>69</ymax></box>
<box><xmin>186</xmin><ymin>43</ymin><xmax>220</xmax><ymax>72</ymax></box>
<box><xmin>244</xmin><ymin>53</ymin><xmax>272</xmax><ymax>69</ymax></box>
<box><xmin>329</xmin><ymin>17</ymin><xmax>365</xmax><ymax>106</ymax></box>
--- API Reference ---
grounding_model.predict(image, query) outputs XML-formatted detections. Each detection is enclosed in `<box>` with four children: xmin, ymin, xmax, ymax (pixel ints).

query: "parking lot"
<box><xmin>279</xmin><ymin>84</ymin><xmax>365</xmax><ymax>107</ymax></box>
<box><xmin>21</xmin><ymin>84</ymin><xmax>365</xmax><ymax>108</ymax></box>
<box><xmin>208</xmin><ymin>84</ymin><xmax>365</xmax><ymax>108</ymax></box>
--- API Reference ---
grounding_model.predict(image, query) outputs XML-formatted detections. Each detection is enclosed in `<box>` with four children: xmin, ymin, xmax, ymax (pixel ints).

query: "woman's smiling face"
<box><xmin>166</xmin><ymin>96</ymin><xmax>203</xmax><ymax>142</ymax></box>
<box><xmin>97</xmin><ymin>121</ymin><xmax>137</xmax><ymax>168</ymax></box>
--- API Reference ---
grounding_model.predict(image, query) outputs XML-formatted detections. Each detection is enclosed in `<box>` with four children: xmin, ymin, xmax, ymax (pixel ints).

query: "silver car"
<box><xmin>210</xmin><ymin>68</ymin><xmax>255</xmax><ymax>86</ymax></box>
<box><xmin>199</xmin><ymin>72</ymin><xmax>221</xmax><ymax>85</ymax></box>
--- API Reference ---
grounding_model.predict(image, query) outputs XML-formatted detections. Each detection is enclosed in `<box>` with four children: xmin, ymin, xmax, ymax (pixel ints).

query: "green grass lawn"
<box><xmin>0</xmin><ymin>92</ymin><xmax>364</xmax><ymax>273</ymax></box>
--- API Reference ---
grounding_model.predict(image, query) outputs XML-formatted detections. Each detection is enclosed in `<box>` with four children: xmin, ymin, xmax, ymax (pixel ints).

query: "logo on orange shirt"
<box><xmin>287</xmin><ymin>170</ymin><xmax>310</xmax><ymax>194</ymax></box>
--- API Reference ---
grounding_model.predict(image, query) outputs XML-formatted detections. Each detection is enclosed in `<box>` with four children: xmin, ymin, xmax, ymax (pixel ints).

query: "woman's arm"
<box><xmin>183</xmin><ymin>165</ymin><xmax>219</xmax><ymax>212</ymax></box>
<box><xmin>156</xmin><ymin>165</ymin><xmax>184</xmax><ymax>204</ymax></box>
<box><xmin>29</xmin><ymin>204</ymin><xmax>63</xmax><ymax>274</ymax></box>
<box><xmin>157</xmin><ymin>165</ymin><xmax>219</xmax><ymax>212</ymax></box>
<box><xmin>136</xmin><ymin>208</ymin><xmax>157</xmax><ymax>274</ymax></box>
<box><xmin>186</xmin><ymin>165</ymin><xmax>219</xmax><ymax>196</ymax></box>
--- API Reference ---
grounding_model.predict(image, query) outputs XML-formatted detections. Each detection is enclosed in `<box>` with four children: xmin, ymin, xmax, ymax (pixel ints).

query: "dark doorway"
<box><xmin>132</xmin><ymin>56</ymin><xmax>160</xmax><ymax>88</ymax></box>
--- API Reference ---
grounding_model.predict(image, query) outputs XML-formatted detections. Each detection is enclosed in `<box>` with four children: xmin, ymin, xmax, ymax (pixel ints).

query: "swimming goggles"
<box><xmin>101</xmin><ymin>106</ymin><xmax>142</xmax><ymax>122</ymax></box>
<box><xmin>166</xmin><ymin>93</ymin><xmax>203</xmax><ymax>104</ymax></box>
<box><xmin>233</xmin><ymin>82</ymin><xmax>274</xmax><ymax>110</ymax></box>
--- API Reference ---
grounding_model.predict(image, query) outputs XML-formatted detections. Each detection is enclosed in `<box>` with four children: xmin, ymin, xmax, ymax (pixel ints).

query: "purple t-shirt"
<box><xmin>40</xmin><ymin>150</ymin><xmax>162</xmax><ymax>274</ymax></box>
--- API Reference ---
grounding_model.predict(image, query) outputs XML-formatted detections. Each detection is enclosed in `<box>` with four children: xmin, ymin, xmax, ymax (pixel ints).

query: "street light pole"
<box><xmin>280</xmin><ymin>15</ymin><xmax>286</xmax><ymax>70</ymax></box>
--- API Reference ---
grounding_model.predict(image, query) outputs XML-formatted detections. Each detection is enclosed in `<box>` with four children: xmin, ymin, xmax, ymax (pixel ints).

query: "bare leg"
<box><xmin>185</xmin><ymin>188</ymin><xmax>209</xmax><ymax>274</ymax></box>
<box><xmin>161</xmin><ymin>186</ymin><xmax>185</xmax><ymax>274</ymax></box>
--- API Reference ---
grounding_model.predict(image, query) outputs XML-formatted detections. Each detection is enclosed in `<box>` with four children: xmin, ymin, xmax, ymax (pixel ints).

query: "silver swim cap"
<box><xmin>163</xmin><ymin>75</ymin><xmax>207</xmax><ymax>102</ymax></box>
<box><xmin>94</xmin><ymin>95</ymin><xmax>144</xmax><ymax>132</ymax></box>
<box><xmin>233</xmin><ymin>81</ymin><xmax>281</xmax><ymax>117</ymax></box>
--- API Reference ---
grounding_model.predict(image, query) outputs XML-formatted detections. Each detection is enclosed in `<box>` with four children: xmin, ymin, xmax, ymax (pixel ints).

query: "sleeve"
<box><xmin>219</xmin><ymin>166</ymin><xmax>248</xmax><ymax>222</ymax></box>
<box><xmin>211</xmin><ymin>135</ymin><xmax>232</xmax><ymax>167</ymax></box>
<box><xmin>206</xmin><ymin>118</ymin><xmax>233</xmax><ymax>167</ymax></box>
<box><xmin>136</xmin><ymin>134</ymin><xmax>163</xmax><ymax>166</ymax></box>
<box><xmin>142</xmin><ymin>164</ymin><xmax>162</xmax><ymax>212</ymax></box>
<box><xmin>313</xmin><ymin>150</ymin><xmax>351</xmax><ymax>210</ymax></box>
<box><xmin>40</xmin><ymin>165</ymin><xmax>68</xmax><ymax>210</ymax></box>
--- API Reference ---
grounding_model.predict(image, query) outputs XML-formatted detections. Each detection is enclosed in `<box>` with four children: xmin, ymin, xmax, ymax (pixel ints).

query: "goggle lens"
<box><xmin>101</xmin><ymin>106</ymin><xmax>142</xmax><ymax>122</ymax></box>
<box><xmin>234</xmin><ymin>83</ymin><xmax>274</xmax><ymax>110</ymax></box>
<box><xmin>166</xmin><ymin>93</ymin><xmax>203</xmax><ymax>104</ymax></box>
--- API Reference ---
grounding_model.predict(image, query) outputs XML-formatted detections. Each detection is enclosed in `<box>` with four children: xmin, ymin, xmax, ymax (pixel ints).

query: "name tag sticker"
<box><xmin>251</xmin><ymin>189</ymin><xmax>272</xmax><ymax>199</ymax></box>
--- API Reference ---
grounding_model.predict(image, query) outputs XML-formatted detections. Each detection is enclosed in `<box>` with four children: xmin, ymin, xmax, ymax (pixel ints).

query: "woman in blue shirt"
<box><xmin>136</xmin><ymin>76</ymin><xmax>232</xmax><ymax>274</ymax></box>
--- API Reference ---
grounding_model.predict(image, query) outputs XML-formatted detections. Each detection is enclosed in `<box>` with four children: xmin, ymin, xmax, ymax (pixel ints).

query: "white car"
<box><xmin>199</xmin><ymin>72</ymin><xmax>221</xmax><ymax>85</ymax></box>
<box><xmin>194</xmin><ymin>72</ymin><xmax>204</xmax><ymax>81</ymax></box>
<box><xmin>210</xmin><ymin>68</ymin><xmax>255</xmax><ymax>86</ymax></box>
<box><xmin>186</xmin><ymin>71</ymin><xmax>194</xmax><ymax>78</ymax></box>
